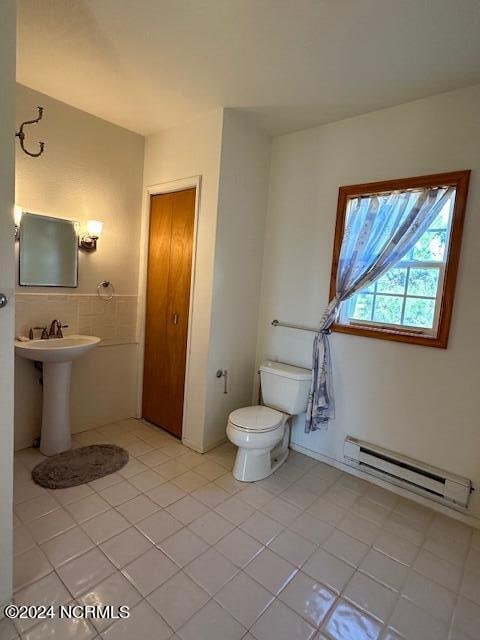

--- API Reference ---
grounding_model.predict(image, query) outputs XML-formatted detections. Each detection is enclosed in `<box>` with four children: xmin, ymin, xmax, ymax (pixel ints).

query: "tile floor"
<box><xmin>4</xmin><ymin>417</ymin><xmax>480</xmax><ymax>640</ymax></box>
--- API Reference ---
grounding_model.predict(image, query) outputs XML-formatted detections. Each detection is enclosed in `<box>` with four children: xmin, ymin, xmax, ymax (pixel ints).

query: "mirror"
<box><xmin>19</xmin><ymin>213</ymin><xmax>78</xmax><ymax>287</ymax></box>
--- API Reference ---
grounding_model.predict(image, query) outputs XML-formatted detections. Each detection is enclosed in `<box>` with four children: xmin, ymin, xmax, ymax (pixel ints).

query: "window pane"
<box><xmin>428</xmin><ymin>199</ymin><xmax>451</xmax><ymax>230</ymax></box>
<box><xmin>407</xmin><ymin>268</ymin><xmax>440</xmax><ymax>297</ymax></box>
<box><xmin>376</xmin><ymin>268</ymin><xmax>407</xmax><ymax>295</ymax></box>
<box><xmin>351</xmin><ymin>293</ymin><xmax>373</xmax><ymax>321</ymax></box>
<box><xmin>403</xmin><ymin>297</ymin><xmax>435</xmax><ymax>328</ymax></box>
<box><xmin>373</xmin><ymin>295</ymin><xmax>403</xmax><ymax>324</ymax></box>
<box><xmin>412</xmin><ymin>230</ymin><xmax>447</xmax><ymax>261</ymax></box>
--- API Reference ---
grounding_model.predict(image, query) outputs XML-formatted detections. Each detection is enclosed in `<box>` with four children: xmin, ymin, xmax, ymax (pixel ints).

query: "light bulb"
<box><xmin>14</xmin><ymin>206</ymin><xmax>23</xmax><ymax>226</ymax></box>
<box><xmin>86</xmin><ymin>220</ymin><xmax>103</xmax><ymax>238</ymax></box>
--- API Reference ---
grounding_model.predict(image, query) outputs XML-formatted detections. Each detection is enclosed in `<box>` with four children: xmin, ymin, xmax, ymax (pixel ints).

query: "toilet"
<box><xmin>227</xmin><ymin>361</ymin><xmax>312</xmax><ymax>482</ymax></box>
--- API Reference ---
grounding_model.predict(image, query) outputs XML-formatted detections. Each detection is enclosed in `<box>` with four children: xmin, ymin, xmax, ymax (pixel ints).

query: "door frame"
<box><xmin>136</xmin><ymin>176</ymin><xmax>201</xmax><ymax>441</ymax></box>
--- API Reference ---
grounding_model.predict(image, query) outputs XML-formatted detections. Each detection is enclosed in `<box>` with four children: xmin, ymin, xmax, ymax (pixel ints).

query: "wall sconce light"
<box><xmin>14</xmin><ymin>205</ymin><xmax>23</xmax><ymax>241</ymax></box>
<box><xmin>79</xmin><ymin>220</ymin><xmax>103</xmax><ymax>252</ymax></box>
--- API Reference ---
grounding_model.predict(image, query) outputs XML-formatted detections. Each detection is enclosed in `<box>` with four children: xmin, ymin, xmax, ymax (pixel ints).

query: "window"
<box><xmin>331</xmin><ymin>171</ymin><xmax>470</xmax><ymax>348</ymax></box>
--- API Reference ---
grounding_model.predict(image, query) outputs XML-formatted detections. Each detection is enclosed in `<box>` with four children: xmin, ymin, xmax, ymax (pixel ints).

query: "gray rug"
<box><xmin>32</xmin><ymin>444</ymin><xmax>129</xmax><ymax>489</ymax></box>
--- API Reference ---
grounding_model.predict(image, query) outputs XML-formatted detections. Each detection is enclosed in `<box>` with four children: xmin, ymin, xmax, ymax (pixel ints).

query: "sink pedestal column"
<box><xmin>40</xmin><ymin>361</ymin><xmax>72</xmax><ymax>456</ymax></box>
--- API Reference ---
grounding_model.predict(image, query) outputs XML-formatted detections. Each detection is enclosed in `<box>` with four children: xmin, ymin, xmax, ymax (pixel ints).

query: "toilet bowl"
<box><xmin>227</xmin><ymin>361</ymin><xmax>311</xmax><ymax>482</ymax></box>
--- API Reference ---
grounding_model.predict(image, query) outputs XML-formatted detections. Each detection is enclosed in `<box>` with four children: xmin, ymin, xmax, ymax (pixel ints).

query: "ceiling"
<box><xmin>17</xmin><ymin>0</ymin><xmax>480</xmax><ymax>136</ymax></box>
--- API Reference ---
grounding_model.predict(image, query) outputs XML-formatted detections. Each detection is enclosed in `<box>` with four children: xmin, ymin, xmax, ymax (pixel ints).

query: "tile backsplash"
<box><xmin>15</xmin><ymin>293</ymin><xmax>137</xmax><ymax>345</ymax></box>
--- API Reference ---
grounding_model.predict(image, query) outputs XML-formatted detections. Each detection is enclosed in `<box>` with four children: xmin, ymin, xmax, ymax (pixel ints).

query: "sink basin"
<box><xmin>15</xmin><ymin>335</ymin><xmax>100</xmax><ymax>363</ymax></box>
<box><xmin>15</xmin><ymin>335</ymin><xmax>100</xmax><ymax>456</ymax></box>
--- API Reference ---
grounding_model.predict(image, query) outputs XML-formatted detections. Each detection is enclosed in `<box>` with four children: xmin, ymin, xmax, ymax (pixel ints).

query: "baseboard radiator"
<box><xmin>344</xmin><ymin>436</ymin><xmax>472</xmax><ymax>509</ymax></box>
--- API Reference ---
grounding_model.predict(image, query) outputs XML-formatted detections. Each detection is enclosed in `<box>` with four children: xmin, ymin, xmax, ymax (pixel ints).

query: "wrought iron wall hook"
<box><xmin>16</xmin><ymin>106</ymin><xmax>45</xmax><ymax>158</ymax></box>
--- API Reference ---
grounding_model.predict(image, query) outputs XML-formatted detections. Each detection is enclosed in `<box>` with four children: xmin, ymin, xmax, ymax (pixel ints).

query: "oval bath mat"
<box><xmin>32</xmin><ymin>444</ymin><xmax>129</xmax><ymax>489</ymax></box>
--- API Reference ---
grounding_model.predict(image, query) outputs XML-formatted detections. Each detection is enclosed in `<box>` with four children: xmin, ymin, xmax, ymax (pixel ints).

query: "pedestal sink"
<box><xmin>15</xmin><ymin>335</ymin><xmax>100</xmax><ymax>456</ymax></box>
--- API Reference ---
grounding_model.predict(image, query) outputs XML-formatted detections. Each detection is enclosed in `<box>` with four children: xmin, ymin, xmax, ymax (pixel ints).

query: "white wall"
<box><xmin>143</xmin><ymin>111</ymin><xmax>224</xmax><ymax>451</ymax></box>
<box><xmin>204</xmin><ymin>110</ymin><xmax>271</xmax><ymax>449</ymax></box>
<box><xmin>15</xmin><ymin>84</ymin><xmax>144</xmax><ymax>450</ymax></box>
<box><xmin>256</xmin><ymin>84</ymin><xmax>480</xmax><ymax>518</ymax></box>
<box><xmin>0</xmin><ymin>0</ymin><xmax>16</xmax><ymax>607</ymax></box>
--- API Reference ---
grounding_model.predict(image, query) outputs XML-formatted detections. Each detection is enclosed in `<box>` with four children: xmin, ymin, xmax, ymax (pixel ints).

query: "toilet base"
<box><xmin>232</xmin><ymin>423</ymin><xmax>290</xmax><ymax>482</ymax></box>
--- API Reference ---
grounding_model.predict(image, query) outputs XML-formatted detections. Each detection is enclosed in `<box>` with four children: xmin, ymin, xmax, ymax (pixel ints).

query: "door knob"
<box><xmin>172</xmin><ymin>313</ymin><xmax>179</xmax><ymax>325</ymax></box>
<box><xmin>0</xmin><ymin>293</ymin><xmax>8</xmax><ymax>308</ymax></box>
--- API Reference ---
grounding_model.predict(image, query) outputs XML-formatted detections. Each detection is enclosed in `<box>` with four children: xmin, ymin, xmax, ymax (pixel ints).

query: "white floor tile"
<box><xmin>146</xmin><ymin>482</ymin><xmax>187</xmax><ymax>507</ymax></box>
<box><xmin>148</xmin><ymin>571</ymin><xmax>210</xmax><ymax>630</ymax></box>
<box><xmin>215</xmin><ymin>528</ymin><xmax>264</xmax><ymax>568</ymax></box>
<box><xmin>122</xmin><ymin>547</ymin><xmax>178</xmax><ymax>595</ymax></box>
<box><xmin>191</xmin><ymin>482</ymin><xmax>230</xmax><ymax>508</ymax></box>
<box><xmin>99</xmin><ymin>480</ymin><xmax>140</xmax><ymax>506</ymax></box>
<box><xmin>239</xmin><ymin>512</ymin><xmax>284</xmax><ymax>545</ymax></box>
<box><xmin>128</xmin><ymin>468</ymin><xmax>165</xmax><ymax>492</ymax></box>
<box><xmin>13</xmin><ymin>523</ymin><xmax>36</xmax><ymax>557</ymax></box>
<box><xmin>288</xmin><ymin>512</ymin><xmax>334</xmax><ymax>546</ymax></box>
<box><xmin>13</xmin><ymin>547</ymin><xmax>52</xmax><ymax>592</ymax></box>
<box><xmin>165</xmin><ymin>495</ymin><xmax>209</xmax><ymax>524</ymax></box>
<box><xmin>13</xmin><ymin>572</ymin><xmax>70</xmax><ymax>632</ymax></box>
<box><xmin>322</xmin><ymin>529</ymin><xmax>369</xmax><ymax>567</ymax></box>
<box><xmin>343</xmin><ymin>572</ymin><xmax>397</xmax><ymax>623</ymax></box>
<box><xmin>250</xmin><ymin>599</ymin><xmax>316</xmax><ymax>640</ymax></box>
<box><xmin>373</xmin><ymin>531</ymin><xmax>419</xmax><ymax>566</ymax></box>
<box><xmin>56</xmin><ymin>548</ymin><xmax>116</xmax><ymax>597</ymax></box>
<box><xmin>173</xmin><ymin>470</ymin><xmax>209</xmax><ymax>493</ymax></box>
<box><xmin>176</xmin><ymin>599</ymin><xmax>246</xmax><ymax>640</ymax></box>
<box><xmin>135</xmin><ymin>510</ymin><xmax>183</xmax><ymax>544</ymax></box>
<box><xmin>81</xmin><ymin>509</ymin><xmax>130</xmax><ymax>544</ymax></box>
<box><xmin>306</xmin><ymin>497</ymin><xmax>346</xmax><ymax>526</ymax></box>
<box><xmin>195</xmin><ymin>460</ymin><xmax>228</xmax><ymax>481</ymax></box>
<box><xmin>401</xmin><ymin>570</ymin><xmax>456</xmax><ymax>623</ymax></box>
<box><xmin>337</xmin><ymin>512</ymin><xmax>380</xmax><ymax>546</ymax></box>
<box><xmin>26</xmin><ymin>508</ymin><xmax>76</xmax><ymax>544</ymax></box>
<box><xmin>322</xmin><ymin>599</ymin><xmax>382</xmax><ymax>640</ymax></box>
<box><xmin>184</xmin><ymin>547</ymin><xmax>238</xmax><ymax>595</ymax></box>
<box><xmin>389</xmin><ymin>596</ymin><xmax>448</xmax><ymax>640</ymax></box>
<box><xmin>302</xmin><ymin>549</ymin><xmax>354</xmax><ymax>594</ymax></box>
<box><xmin>214</xmin><ymin>496</ymin><xmax>255</xmax><ymax>525</ymax></box>
<box><xmin>15</xmin><ymin>493</ymin><xmax>60</xmax><ymax>522</ymax></box>
<box><xmin>452</xmin><ymin>597</ymin><xmax>480</xmax><ymax>640</ymax></box>
<box><xmin>244</xmin><ymin>548</ymin><xmax>297</xmax><ymax>595</ymax></box>
<box><xmin>100</xmin><ymin>526</ymin><xmax>152</xmax><ymax>568</ymax></box>
<box><xmin>65</xmin><ymin>493</ymin><xmax>110</xmax><ymax>523</ymax></box>
<box><xmin>278</xmin><ymin>571</ymin><xmax>336</xmax><ymax>627</ymax></box>
<box><xmin>22</xmin><ymin>617</ymin><xmax>96</xmax><ymax>640</ymax></box>
<box><xmin>51</xmin><ymin>484</ymin><xmax>94</xmax><ymax>505</ymax></box>
<box><xmin>359</xmin><ymin>548</ymin><xmax>408</xmax><ymax>591</ymax></box>
<box><xmin>115</xmin><ymin>494</ymin><xmax>160</xmax><ymax>523</ymax></box>
<box><xmin>155</xmin><ymin>459</ymin><xmax>190</xmax><ymax>480</ymax></box>
<box><xmin>188</xmin><ymin>510</ymin><xmax>235</xmax><ymax>545</ymax></box>
<box><xmin>215</xmin><ymin>571</ymin><xmax>274</xmax><ymax>627</ymax></box>
<box><xmin>159</xmin><ymin>527</ymin><xmax>209</xmax><ymax>567</ymax></box>
<box><xmin>268</xmin><ymin>529</ymin><xmax>316</xmax><ymax>568</ymax></box>
<box><xmin>79</xmin><ymin>570</ymin><xmax>142</xmax><ymax>631</ymax></box>
<box><xmin>413</xmin><ymin>548</ymin><xmax>463</xmax><ymax>591</ymax></box>
<box><xmin>261</xmin><ymin>497</ymin><xmax>303</xmax><ymax>526</ymax></box>
<box><xmin>101</xmin><ymin>600</ymin><xmax>173</xmax><ymax>640</ymax></box>
<box><xmin>40</xmin><ymin>526</ymin><xmax>94</xmax><ymax>568</ymax></box>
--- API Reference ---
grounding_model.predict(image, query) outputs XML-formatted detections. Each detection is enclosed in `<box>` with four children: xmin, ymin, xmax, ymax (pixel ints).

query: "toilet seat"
<box><xmin>229</xmin><ymin>406</ymin><xmax>284</xmax><ymax>433</ymax></box>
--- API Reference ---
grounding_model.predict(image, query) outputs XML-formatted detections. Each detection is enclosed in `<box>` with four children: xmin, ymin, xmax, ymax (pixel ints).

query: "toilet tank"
<box><xmin>259</xmin><ymin>361</ymin><xmax>312</xmax><ymax>415</ymax></box>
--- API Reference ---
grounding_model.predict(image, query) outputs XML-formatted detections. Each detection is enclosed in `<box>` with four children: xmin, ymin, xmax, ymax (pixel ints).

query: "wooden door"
<box><xmin>142</xmin><ymin>188</ymin><xmax>196</xmax><ymax>437</ymax></box>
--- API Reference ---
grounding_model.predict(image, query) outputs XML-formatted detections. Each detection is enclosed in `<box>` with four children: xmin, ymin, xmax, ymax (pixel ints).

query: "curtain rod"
<box><xmin>350</xmin><ymin>185</ymin><xmax>454</xmax><ymax>199</ymax></box>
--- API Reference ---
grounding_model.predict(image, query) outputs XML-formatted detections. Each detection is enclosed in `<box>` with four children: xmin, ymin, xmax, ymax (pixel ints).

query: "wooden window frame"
<box><xmin>330</xmin><ymin>170</ymin><xmax>470</xmax><ymax>348</ymax></box>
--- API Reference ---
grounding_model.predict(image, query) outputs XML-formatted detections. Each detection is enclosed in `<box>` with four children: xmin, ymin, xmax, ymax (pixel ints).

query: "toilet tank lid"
<box><xmin>260</xmin><ymin>361</ymin><xmax>312</xmax><ymax>381</ymax></box>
